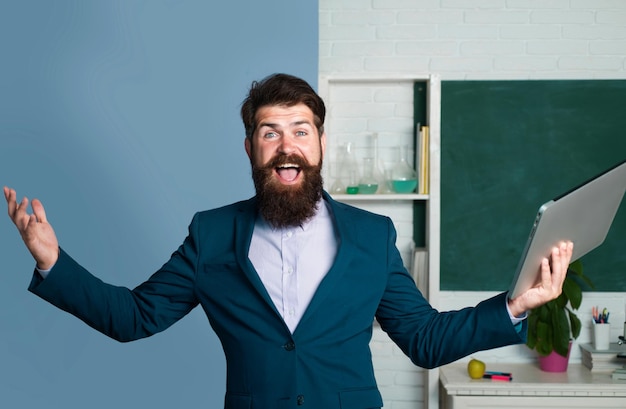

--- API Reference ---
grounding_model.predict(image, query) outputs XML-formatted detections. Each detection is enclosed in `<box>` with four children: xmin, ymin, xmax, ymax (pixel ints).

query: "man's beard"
<box><xmin>251</xmin><ymin>153</ymin><xmax>324</xmax><ymax>229</ymax></box>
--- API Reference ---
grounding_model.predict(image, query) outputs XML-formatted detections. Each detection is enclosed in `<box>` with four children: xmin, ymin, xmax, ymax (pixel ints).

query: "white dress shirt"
<box><xmin>248</xmin><ymin>200</ymin><xmax>338</xmax><ymax>333</ymax></box>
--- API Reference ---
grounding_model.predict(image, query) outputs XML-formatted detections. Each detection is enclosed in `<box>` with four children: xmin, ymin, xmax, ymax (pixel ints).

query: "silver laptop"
<box><xmin>508</xmin><ymin>160</ymin><xmax>626</xmax><ymax>299</ymax></box>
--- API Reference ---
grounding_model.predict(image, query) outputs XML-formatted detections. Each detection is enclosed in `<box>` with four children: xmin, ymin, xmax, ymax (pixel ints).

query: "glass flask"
<box><xmin>371</xmin><ymin>132</ymin><xmax>386</xmax><ymax>187</ymax></box>
<box><xmin>358</xmin><ymin>157</ymin><xmax>379</xmax><ymax>194</ymax></box>
<box><xmin>329</xmin><ymin>161</ymin><xmax>346</xmax><ymax>194</ymax></box>
<box><xmin>334</xmin><ymin>142</ymin><xmax>359</xmax><ymax>194</ymax></box>
<box><xmin>379</xmin><ymin>169</ymin><xmax>394</xmax><ymax>194</ymax></box>
<box><xmin>390</xmin><ymin>145</ymin><xmax>417</xmax><ymax>193</ymax></box>
<box><xmin>346</xmin><ymin>168</ymin><xmax>359</xmax><ymax>194</ymax></box>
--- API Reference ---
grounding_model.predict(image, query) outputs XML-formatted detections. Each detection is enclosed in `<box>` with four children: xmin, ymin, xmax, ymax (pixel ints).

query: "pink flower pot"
<box><xmin>538</xmin><ymin>342</ymin><xmax>572</xmax><ymax>372</ymax></box>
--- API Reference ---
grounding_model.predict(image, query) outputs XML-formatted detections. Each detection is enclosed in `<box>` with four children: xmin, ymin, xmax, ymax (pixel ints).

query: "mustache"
<box><xmin>260</xmin><ymin>153</ymin><xmax>318</xmax><ymax>170</ymax></box>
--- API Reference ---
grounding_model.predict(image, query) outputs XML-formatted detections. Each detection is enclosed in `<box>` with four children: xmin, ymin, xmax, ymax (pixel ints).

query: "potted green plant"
<box><xmin>526</xmin><ymin>259</ymin><xmax>593</xmax><ymax>371</ymax></box>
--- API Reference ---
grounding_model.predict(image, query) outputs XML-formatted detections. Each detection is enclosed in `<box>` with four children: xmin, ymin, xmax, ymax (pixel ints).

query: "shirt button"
<box><xmin>283</xmin><ymin>341</ymin><xmax>295</xmax><ymax>351</ymax></box>
<box><xmin>297</xmin><ymin>395</ymin><xmax>305</xmax><ymax>405</ymax></box>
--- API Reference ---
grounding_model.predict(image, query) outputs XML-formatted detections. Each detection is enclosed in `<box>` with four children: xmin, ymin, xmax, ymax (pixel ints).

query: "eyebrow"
<box><xmin>258</xmin><ymin>119</ymin><xmax>313</xmax><ymax>129</ymax></box>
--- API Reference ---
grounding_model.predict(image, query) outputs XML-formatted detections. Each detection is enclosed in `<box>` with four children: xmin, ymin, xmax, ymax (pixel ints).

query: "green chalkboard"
<box><xmin>440</xmin><ymin>80</ymin><xmax>626</xmax><ymax>291</ymax></box>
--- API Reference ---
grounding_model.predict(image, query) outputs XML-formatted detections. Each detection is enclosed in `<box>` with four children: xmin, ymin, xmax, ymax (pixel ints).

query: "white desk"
<box><xmin>439</xmin><ymin>362</ymin><xmax>626</xmax><ymax>409</ymax></box>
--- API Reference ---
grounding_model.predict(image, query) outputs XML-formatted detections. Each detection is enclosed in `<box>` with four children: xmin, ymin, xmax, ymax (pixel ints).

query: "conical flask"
<box><xmin>390</xmin><ymin>145</ymin><xmax>417</xmax><ymax>193</ymax></box>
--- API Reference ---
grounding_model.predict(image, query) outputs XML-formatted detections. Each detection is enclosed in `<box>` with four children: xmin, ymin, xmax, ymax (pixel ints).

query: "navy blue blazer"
<box><xmin>29</xmin><ymin>192</ymin><xmax>524</xmax><ymax>408</ymax></box>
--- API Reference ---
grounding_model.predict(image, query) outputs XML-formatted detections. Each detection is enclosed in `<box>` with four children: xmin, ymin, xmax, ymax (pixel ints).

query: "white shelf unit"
<box><xmin>319</xmin><ymin>74</ymin><xmax>441</xmax><ymax>409</ymax></box>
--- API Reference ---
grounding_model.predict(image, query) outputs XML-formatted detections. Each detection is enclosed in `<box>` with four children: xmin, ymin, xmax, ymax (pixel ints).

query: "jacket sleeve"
<box><xmin>374</xmin><ymin>218</ymin><xmax>526</xmax><ymax>369</ymax></box>
<box><xmin>28</xmin><ymin>214</ymin><xmax>202</xmax><ymax>342</ymax></box>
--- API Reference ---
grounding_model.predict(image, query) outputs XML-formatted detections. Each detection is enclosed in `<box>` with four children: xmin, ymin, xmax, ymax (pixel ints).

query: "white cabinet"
<box><xmin>319</xmin><ymin>74</ymin><xmax>441</xmax><ymax>409</ymax></box>
<box><xmin>440</xmin><ymin>362</ymin><xmax>626</xmax><ymax>409</ymax></box>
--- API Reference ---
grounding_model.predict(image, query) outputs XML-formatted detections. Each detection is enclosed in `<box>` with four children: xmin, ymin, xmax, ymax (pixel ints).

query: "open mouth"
<box><xmin>275</xmin><ymin>163</ymin><xmax>302</xmax><ymax>183</ymax></box>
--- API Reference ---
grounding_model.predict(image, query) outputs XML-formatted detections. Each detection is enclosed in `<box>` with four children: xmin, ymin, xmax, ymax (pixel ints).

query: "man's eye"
<box><xmin>296</xmin><ymin>131</ymin><xmax>307</xmax><ymax>136</ymax></box>
<box><xmin>264</xmin><ymin>132</ymin><xmax>278</xmax><ymax>139</ymax></box>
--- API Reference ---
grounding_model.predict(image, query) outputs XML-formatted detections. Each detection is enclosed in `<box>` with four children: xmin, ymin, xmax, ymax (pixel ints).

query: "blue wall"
<box><xmin>0</xmin><ymin>1</ymin><xmax>318</xmax><ymax>407</ymax></box>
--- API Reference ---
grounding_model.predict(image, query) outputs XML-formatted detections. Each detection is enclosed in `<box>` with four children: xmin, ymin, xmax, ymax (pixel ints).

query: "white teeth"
<box><xmin>277</xmin><ymin>163</ymin><xmax>300</xmax><ymax>169</ymax></box>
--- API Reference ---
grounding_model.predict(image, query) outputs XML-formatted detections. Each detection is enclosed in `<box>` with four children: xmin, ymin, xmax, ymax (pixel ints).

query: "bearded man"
<box><xmin>4</xmin><ymin>73</ymin><xmax>572</xmax><ymax>409</ymax></box>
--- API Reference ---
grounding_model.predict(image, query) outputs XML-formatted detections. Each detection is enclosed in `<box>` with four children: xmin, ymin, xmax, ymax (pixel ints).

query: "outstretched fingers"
<box><xmin>509</xmin><ymin>241</ymin><xmax>574</xmax><ymax>316</ymax></box>
<box><xmin>4</xmin><ymin>186</ymin><xmax>17</xmax><ymax>217</ymax></box>
<box><xmin>4</xmin><ymin>187</ymin><xmax>30</xmax><ymax>230</ymax></box>
<box><xmin>4</xmin><ymin>187</ymin><xmax>47</xmax><ymax>227</ymax></box>
<box><xmin>541</xmin><ymin>241</ymin><xmax>573</xmax><ymax>296</ymax></box>
<box><xmin>31</xmin><ymin>199</ymin><xmax>48</xmax><ymax>224</ymax></box>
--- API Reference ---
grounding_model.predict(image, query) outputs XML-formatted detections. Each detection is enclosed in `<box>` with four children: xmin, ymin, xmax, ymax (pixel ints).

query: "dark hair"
<box><xmin>240</xmin><ymin>73</ymin><xmax>326</xmax><ymax>140</ymax></box>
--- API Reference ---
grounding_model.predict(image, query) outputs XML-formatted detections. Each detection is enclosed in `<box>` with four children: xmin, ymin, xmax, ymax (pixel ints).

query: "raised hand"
<box><xmin>4</xmin><ymin>187</ymin><xmax>59</xmax><ymax>270</ymax></box>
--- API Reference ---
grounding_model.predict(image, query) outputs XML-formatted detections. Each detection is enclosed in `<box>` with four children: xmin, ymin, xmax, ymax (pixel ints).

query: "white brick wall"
<box><xmin>320</xmin><ymin>0</ymin><xmax>626</xmax><ymax>80</ymax></box>
<box><xmin>320</xmin><ymin>1</ymin><xmax>626</xmax><ymax>408</ymax></box>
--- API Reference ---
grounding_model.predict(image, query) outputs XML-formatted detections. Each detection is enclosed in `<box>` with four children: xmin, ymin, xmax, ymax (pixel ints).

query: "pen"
<box><xmin>484</xmin><ymin>371</ymin><xmax>512</xmax><ymax>377</ymax></box>
<box><xmin>482</xmin><ymin>374</ymin><xmax>512</xmax><ymax>381</ymax></box>
<box><xmin>593</xmin><ymin>307</ymin><xmax>610</xmax><ymax>324</ymax></box>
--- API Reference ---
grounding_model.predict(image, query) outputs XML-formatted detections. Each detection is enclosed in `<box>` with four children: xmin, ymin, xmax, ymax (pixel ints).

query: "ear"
<box><xmin>320</xmin><ymin>132</ymin><xmax>327</xmax><ymax>159</ymax></box>
<box><xmin>244</xmin><ymin>137</ymin><xmax>252</xmax><ymax>160</ymax></box>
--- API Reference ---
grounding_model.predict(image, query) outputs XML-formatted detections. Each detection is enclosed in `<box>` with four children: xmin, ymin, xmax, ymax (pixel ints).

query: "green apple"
<box><xmin>467</xmin><ymin>358</ymin><xmax>486</xmax><ymax>379</ymax></box>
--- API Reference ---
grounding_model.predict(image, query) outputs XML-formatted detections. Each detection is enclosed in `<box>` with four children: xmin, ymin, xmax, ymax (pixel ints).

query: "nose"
<box><xmin>278</xmin><ymin>135</ymin><xmax>296</xmax><ymax>154</ymax></box>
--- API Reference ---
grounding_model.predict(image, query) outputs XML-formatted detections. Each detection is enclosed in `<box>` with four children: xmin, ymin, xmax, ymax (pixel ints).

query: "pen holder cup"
<box><xmin>593</xmin><ymin>323</ymin><xmax>610</xmax><ymax>350</ymax></box>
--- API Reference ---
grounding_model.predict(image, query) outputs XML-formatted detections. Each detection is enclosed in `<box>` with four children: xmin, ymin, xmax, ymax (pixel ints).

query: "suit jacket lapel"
<box><xmin>294</xmin><ymin>193</ymin><xmax>355</xmax><ymax>334</ymax></box>
<box><xmin>233</xmin><ymin>197</ymin><xmax>286</xmax><ymax>325</ymax></box>
<box><xmin>233</xmin><ymin>193</ymin><xmax>360</xmax><ymax>335</ymax></box>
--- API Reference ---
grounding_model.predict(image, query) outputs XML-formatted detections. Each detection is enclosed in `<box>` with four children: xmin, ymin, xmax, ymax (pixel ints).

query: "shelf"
<box><xmin>321</xmin><ymin>73</ymin><xmax>442</xmax><ymax>409</ymax></box>
<box><xmin>331</xmin><ymin>193</ymin><xmax>428</xmax><ymax>201</ymax></box>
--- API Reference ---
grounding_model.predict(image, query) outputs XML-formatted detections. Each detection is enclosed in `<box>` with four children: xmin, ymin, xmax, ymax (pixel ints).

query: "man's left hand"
<box><xmin>507</xmin><ymin>241</ymin><xmax>573</xmax><ymax>318</ymax></box>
